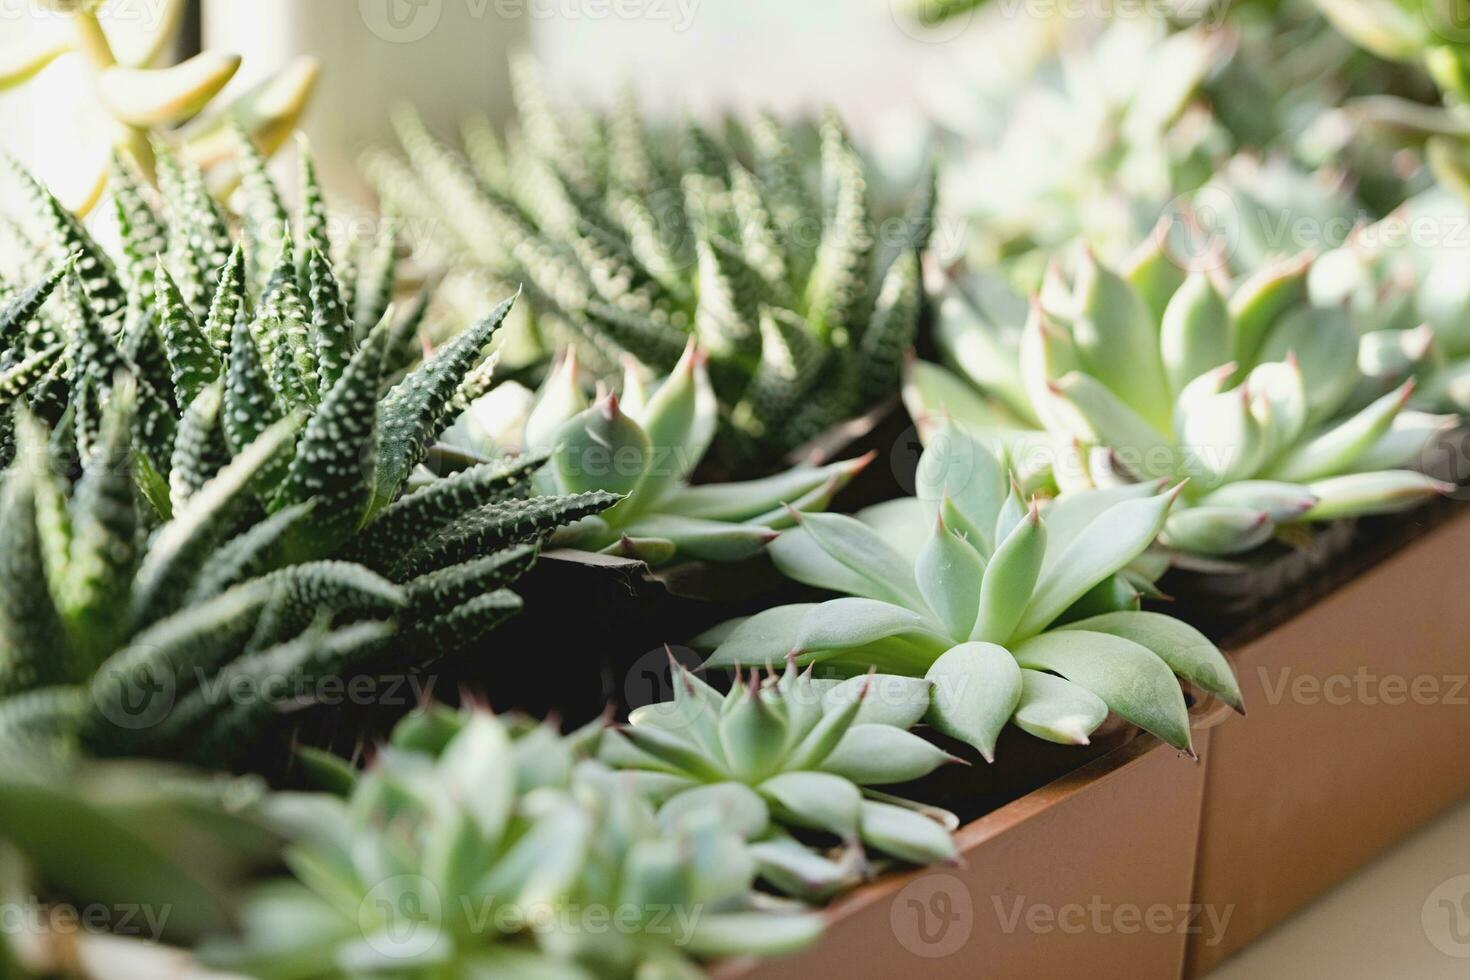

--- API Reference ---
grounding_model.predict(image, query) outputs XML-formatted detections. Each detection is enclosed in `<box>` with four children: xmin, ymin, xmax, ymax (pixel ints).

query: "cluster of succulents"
<box><xmin>1308</xmin><ymin>188</ymin><xmax>1470</xmax><ymax>413</ymax></box>
<box><xmin>0</xmin><ymin>0</ymin><xmax>317</xmax><ymax>212</ymax></box>
<box><xmin>203</xmin><ymin>704</ymin><xmax>826</xmax><ymax>979</ymax></box>
<box><xmin>698</xmin><ymin>427</ymin><xmax>1242</xmax><ymax>758</ymax></box>
<box><xmin>905</xmin><ymin>233</ymin><xmax>1454</xmax><ymax>557</ymax></box>
<box><xmin>498</xmin><ymin>342</ymin><xmax>872</xmax><ymax>565</ymax></box>
<box><xmin>3</xmin><ymin>1</ymin><xmax>1469</xmax><ymax>975</ymax></box>
<box><xmin>370</xmin><ymin>58</ymin><xmax>932</xmax><ymax>469</ymax></box>
<box><xmin>0</xmin><ymin>157</ymin><xmax>616</xmax><ymax>764</ymax></box>
<box><xmin>925</xmin><ymin>18</ymin><xmax>1233</xmax><ymax>282</ymax></box>
<box><xmin>600</xmin><ymin>656</ymin><xmax>959</xmax><ymax>898</ymax></box>
<box><xmin>921</xmin><ymin>10</ymin><xmax>1434</xmax><ymax>288</ymax></box>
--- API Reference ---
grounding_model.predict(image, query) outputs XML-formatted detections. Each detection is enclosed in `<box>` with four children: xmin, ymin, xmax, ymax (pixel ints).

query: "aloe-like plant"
<box><xmin>0</xmin><ymin>390</ymin><xmax>547</xmax><ymax>766</ymax></box>
<box><xmin>0</xmin><ymin>153</ymin><xmax>615</xmax><ymax>564</ymax></box>
<box><xmin>372</xmin><ymin>60</ymin><xmax>933</xmax><ymax>468</ymax></box>
<box><xmin>0</xmin><ymin>0</ymin><xmax>317</xmax><ymax>212</ymax></box>
<box><xmin>0</xmin><ymin>163</ymin><xmax>616</xmax><ymax>765</ymax></box>
<box><xmin>905</xmin><ymin>235</ymin><xmax>1454</xmax><ymax>557</ymax></box>
<box><xmin>598</xmin><ymin>657</ymin><xmax>959</xmax><ymax>898</ymax></box>
<box><xmin>697</xmin><ymin>427</ymin><xmax>1241</xmax><ymax>759</ymax></box>
<box><xmin>203</xmin><ymin>705</ymin><xmax>824</xmax><ymax>979</ymax></box>
<box><xmin>504</xmin><ymin>342</ymin><xmax>872</xmax><ymax>566</ymax></box>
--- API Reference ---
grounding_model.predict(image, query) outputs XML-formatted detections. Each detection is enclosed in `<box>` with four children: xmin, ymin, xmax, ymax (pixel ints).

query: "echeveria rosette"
<box><xmin>520</xmin><ymin>343</ymin><xmax>872</xmax><ymax>567</ymax></box>
<box><xmin>204</xmin><ymin>706</ymin><xmax>823</xmax><ymax>980</ymax></box>
<box><xmin>1309</xmin><ymin>190</ymin><xmax>1470</xmax><ymax>416</ymax></box>
<box><xmin>699</xmin><ymin>428</ymin><xmax>1243</xmax><ymax>761</ymax></box>
<box><xmin>598</xmin><ymin>657</ymin><xmax>960</xmax><ymax>898</ymax></box>
<box><xmin>906</xmin><ymin>241</ymin><xmax>1456</xmax><ymax>557</ymax></box>
<box><xmin>926</xmin><ymin>18</ymin><xmax>1231</xmax><ymax>285</ymax></box>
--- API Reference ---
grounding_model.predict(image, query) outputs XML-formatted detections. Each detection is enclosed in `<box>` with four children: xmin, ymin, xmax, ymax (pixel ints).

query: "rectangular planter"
<box><xmin>720</xmin><ymin>723</ymin><xmax>1216</xmax><ymax>980</ymax></box>
<box><xmin>1185</xmin><ymin>503</ymin><xmax>1470</xmax><ymax>974</ymax></box>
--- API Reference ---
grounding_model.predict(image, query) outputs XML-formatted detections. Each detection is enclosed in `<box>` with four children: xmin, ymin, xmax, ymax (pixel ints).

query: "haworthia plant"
<box><xmin>0</xmin><ymin>164</ymin><xmax>618</xmax><ymax>765</ymax></box>
<box><xmin>0</xmin><ymin>380</ymin><xmax>581</xmax><ymax>766</ymax></box>
<box><xmin>500</xmin><ymin>342</ymin><xmax>871</xmax><ymax>566</ymax></box>
<box><xmin>372</xmin><ymin>62</ymin><xmax>934</xmax><ymax>469</ymax></box>
<box><xmin>202</xmin><ymin>705</ymin><xmax>825</xmax><ymax>979</ymax></box>
<box><xmin>698</xmin><ymin>427</ymin><xmax>1243</xmax><ymax>759</ymax></box>
<box><xmin>598</xmin><ymin>657</ymin><xmax>959</xmax><ymax>898</ymax></box>
<box><xmin>904</xmin><ymin>233</ymin><xmax>1454</xmax><ymax>557</ymax></box>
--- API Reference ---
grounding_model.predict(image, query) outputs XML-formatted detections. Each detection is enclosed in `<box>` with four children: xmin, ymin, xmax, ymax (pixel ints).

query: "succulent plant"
<box><xmin>1310</xmin><ymin>0</ymin><xmax>1470</xmax><ymax>188</ymax></box>
<box><xmin>0</xmin><ymin>163</ymin><xmax>616</xmax><ymax>766</ymax></box>
<box><xmin>905</xmin><ymin>232</ymin><xmax>1455</xmax><ymax>557</ymax></box>
<box><xmin>597</xmin><ymin>656</ymin><xmax>959</xmax><ymax>899</ymax></box>
<box><xmin>2</xmin><ymin>153</ymin><xmax>615</xmax><ymax>557</ymax></box>
<box><xmin>696</xmin><ymin>427</ymin><xmax>1241</xmax><ymax>759</ymax></box>
<box><xmin>0</xmin><ymin>393</ymin><xmax>497</xmax><ymax>766</ymax></box>
<box><xmin>920</xmin><ymin>10</ymin><xmax>1430</xmax><ymax>289</ymax></box>
<box><xmin>371</xmin><ymin>60</ymin><xmax>933</xmax><ymax>469</ymax></box>
<box><xmin>0</xmin><ymin>0</ymin><xmax>317</xmax><ymax>213</ymax></box>
<box><xmin>1308</xmin><ymin>188</ymin><xmax>1470</xmax><ymax>414</ymax></box>
<box><xmin>494</xmin><ymin>342</ymin><xmax>872</xmax><ymax>566</ymax></box>
<box><xmin>0</xmin><ymin>739</ymin><xmax>278</xmax><ymax>975</ymax></box>
<box><xmin>203</xmin><ymin>704</ymin><xmax>824</xmax><ymax>979</ymax></box>
<box><xmin>926</xmin><ymin>18</ymin><xmax>1233</xmax><ymax>283</ymax></box>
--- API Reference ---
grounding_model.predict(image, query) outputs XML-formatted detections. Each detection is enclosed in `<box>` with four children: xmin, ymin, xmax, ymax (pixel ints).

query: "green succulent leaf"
<box><xmin>915</xmin><ymin>515</ymin><xmax>985</xmax><ymax>640</ymax></box>
<box><xmin>924</xmin><ymin>641</ymin><xmax>1023</xmax><ymax>762</ymax></box>
<box><xmin>1060</xmin><ymin>611</ymin><xmax>1242</xmax><ymax>713</ymax></box>
<box><xmin>374</xmin><ymin>291</ymin><xmax>518</xmax><ymax>507</ymax></box>
<box><xmin>1013</xmin><ymin>630</ymin><xmax>1193</xmax><ymax>754</ymax></box>
<box><xmin>1013</xmin><ymin>668</ymin><xmax>1109</xmax><ymax>745</ymax></box>
<box><xmin>1016</xmin><ymin>488</ymin><xmax>1177</xmax><ymax>640</ymax></box>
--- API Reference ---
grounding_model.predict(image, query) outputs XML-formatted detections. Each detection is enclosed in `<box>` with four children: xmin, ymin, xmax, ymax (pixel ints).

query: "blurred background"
<box><xmin>0</xmin><ymin>0</ymin><xmax>1001</xmax><ymax>200</ymax></box>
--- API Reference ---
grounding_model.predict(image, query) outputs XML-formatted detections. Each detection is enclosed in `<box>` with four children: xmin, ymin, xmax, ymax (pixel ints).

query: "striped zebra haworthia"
<box><xmin>369</xmin><ymin>58</ymin><xmax>933</xmax><ymax>470</ymax></box>
<box><xmin>0</xmin><ymin>156</ymin><xmax>616</xmax><ymax>765</ymax></box>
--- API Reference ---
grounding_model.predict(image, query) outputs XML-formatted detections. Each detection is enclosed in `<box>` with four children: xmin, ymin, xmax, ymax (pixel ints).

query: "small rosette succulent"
<box><xmin>906</xmin><ymin>237</ymin><xmax>1455</xmax><ymax>557</ymax></box>
<box><xmin>505</xmin><ymin>342</ymin><xmax>872</xmax><ymax>566</ymax></box>
<box><xmin>598</xmin><ymin>656</ymin><xmax>959</xmax><ymax>900</ymax></box>
<box><xmin>1309</xmin><ymin>189</ymin><xmax>1470</xmax><ymax>416</ymax></box>
<box><xmin>374</xmin><ymin>59</ymin><xmax>932</xmax><ymax>467</ymax></box>
<box><xmin>699</xmin><ymin>428</ymin><xmax>1242</xmax><ymax>760</ymax></box>
<box><xmin>928</xmin><ymin>18</ymin><xmax>1232</xmax><ymax>283</ymax></box>
<box><xmin>204</xmin><ymin>705</ymin><xmax>823</xmax><ymax>979</ymax></box>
